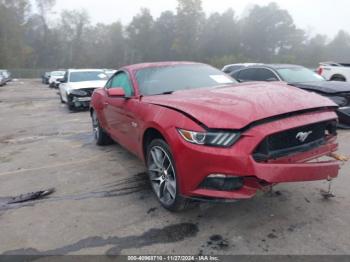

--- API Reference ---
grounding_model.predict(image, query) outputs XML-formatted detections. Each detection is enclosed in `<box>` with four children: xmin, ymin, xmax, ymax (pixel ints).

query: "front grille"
<box><xmin>253</xmin><ymin>120</ymin><xmax>337</xmax><ymax>161</ymax></box>
<box><xmin>84</xmin><ymin>88</ymin><xmax>96</xmax><ymax>96</ymax></box>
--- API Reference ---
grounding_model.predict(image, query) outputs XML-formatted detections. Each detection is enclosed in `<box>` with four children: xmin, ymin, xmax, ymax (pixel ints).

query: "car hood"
<box><xmin>51</xmin><ymin>76</ymin><xmax>63</xmax><ymax>80</ymax></box>
<box><xmin>142</xmin><ymin>82</ymin><xmax>337</xmax><ymax>129</ymax></box>
<box><xmin>290</xmin><ymin>81</ymin><xmax>350</xmax><ymax>94</ymax></box>
<box><xmin>68</xmin><ymin>80</ymin><xmax>107</xmax><ymax>90</ymax></box>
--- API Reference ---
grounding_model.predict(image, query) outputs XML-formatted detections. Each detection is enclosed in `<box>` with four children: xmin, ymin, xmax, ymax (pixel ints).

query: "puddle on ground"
<box><xmin>3</xmin><ymin>223</ymin><xmax>199</xmax><ymax>255</ymax></box>
<box><xmin>50</xmin><ymin>172</ymin><xmax>151</xmax><ymax>202</ymax></box>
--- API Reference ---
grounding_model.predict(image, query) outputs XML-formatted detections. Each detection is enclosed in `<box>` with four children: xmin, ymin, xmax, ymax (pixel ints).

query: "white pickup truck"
<box><xmin>317</xmin><ymin>62</ymin><xmax>350</xmax><ymax>82</ymax></box>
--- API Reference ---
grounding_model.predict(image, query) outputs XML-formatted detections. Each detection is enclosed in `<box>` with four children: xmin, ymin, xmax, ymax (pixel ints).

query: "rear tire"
<box><xmin>92</xmin><ymin>111</ymin><xmax>113</xmax><ymax>146</ymax></box>
<box><xmin>146</xmin><ymin>139</ymin><xmax>195</xmax><ymax>212</ymax></box>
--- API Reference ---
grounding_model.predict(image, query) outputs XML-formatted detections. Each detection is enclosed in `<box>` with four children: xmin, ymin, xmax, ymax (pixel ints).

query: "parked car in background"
<box><xmin>0</xmin><ymin>70</ymin><xmax>12</xmax><ymax>84</ymax></box>
<box><xmin>59</xmin><ymin>69</ymin><xmax>108</xmax><ymax>110</ymax></box>
<box><xmin>317</xmin><ymin>62</ymin><xmax>350</xmax><ymax>82</ymax></box>
<box><xmin>48</xmin><ymin>71</ymin><xmax>65</xmax><ymax>88</ymax></box>
<box><xmin>231</xmin><ymin>64</ymin><xmax>350</xmax><ymax>128</ymax></box>
<box><xmin>104</xmin><ymin>69</ymin><xmax>117</xmax><ymax>78</ymax></box>
<box><xmin>0</xmin><ymin>74</ymin><xmax>5</xmax><ymax>86</ymax></box>
<box><xmin>42</xmin><ymin>72</ymin><xmax>51</xmax><ymax>84</ymax></box>
<box><xmin>90</xmin><ymin>61</ymin><xmax>341</xmax><ymax>211</ymax></box>
<box><xmin>221</xmin><ymin>63</ymin><xmax>262</xmax><ymax>74</ymax></box>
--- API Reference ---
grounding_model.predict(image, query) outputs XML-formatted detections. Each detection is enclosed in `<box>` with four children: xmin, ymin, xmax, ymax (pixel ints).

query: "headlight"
<box><xmin>329</xmin><ymin>96</ymin><xmax>347</xmax><ymax>107</ymax></box>
<box><xmin>178</xmin><ymin>129</ymin><xmax>240</xmax><ymax>147</ymax></box>
<box><xmin>70</xmin><ymin>90</ymin><xmax>88</xmax><ymax>96</ymax></box>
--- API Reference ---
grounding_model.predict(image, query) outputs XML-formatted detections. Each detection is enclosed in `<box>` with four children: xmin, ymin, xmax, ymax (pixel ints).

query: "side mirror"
<box><xmin>107</xmin><ymin>88</ymin><xmax>125</xmax><ymax>97</ymax></box>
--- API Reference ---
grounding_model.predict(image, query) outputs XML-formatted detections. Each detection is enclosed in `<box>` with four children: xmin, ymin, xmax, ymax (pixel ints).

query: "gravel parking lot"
<box><xmin>0</xmin><ymin>79</ymin><xmax>350</xmax><ymax>255</ymax></box>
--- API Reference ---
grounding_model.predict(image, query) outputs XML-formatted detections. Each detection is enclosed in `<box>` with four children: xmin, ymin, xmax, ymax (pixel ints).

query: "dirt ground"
<box><xmin>0</xmin><ymin>79</ymin><xmax>349</xmax><ymax>256</ymax></box>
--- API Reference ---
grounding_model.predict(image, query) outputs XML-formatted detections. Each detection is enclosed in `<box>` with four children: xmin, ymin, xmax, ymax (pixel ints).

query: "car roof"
<box><xmin>240</xmin><ymin>64</ymin><xmax>304</xmax><ymax>70</ymax></box>
<box><xmin>223</xmin><ymin>63</ymin><xmax>261</xmax><ymax>67</ymax></box>
<box><xmin>67</xmin><ymin>69</ymin><xmax>105</xmax><ymax>73</ymax></box>
<box><xmin>122</xmin><ymin>61</ymin><xmax>202</xmax><ymax>71</ymax></box>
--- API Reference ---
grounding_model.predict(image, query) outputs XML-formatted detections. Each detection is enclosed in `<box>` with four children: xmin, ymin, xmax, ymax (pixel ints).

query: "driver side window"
<box><xmin>255</xmin><ymin>68</ymin><xmax>279</xmax><ymax>81</ymax></box>
<box><xmin>110</xmin><ymin>72</ymin><xmax>134</xmax><ymax>97</ymax></box>
<box><xmin>237</xmin><ymin>68</ymin><xmax>257</xmax><ymax>82</ymax></box>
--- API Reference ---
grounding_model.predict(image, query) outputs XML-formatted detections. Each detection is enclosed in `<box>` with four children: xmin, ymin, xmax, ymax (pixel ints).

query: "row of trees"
<box><xmin>1</xmin><ymin>0</ymin><xmax>350</xmax><ymax>70</ymax></box>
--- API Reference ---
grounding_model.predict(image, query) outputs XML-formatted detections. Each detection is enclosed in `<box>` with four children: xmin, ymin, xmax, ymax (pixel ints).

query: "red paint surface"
<box><xmin>91</xmin><ymin>62</ymin><xmax>341</xmax><ymax>200</ymax></box>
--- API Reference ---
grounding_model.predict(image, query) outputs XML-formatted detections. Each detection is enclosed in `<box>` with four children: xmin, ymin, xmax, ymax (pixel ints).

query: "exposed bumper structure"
<box><xmin>68</xmin><ymin>88</ymin><xmax>95</xmax><ymax>108</ymax></box>
<box><xmin>337</xmin><ymin>106</ymin><xmax>350</xmax><ymax>129</ymax></box>
<box><xmin>252</xmin><ymin>143</ymin><xmax>339</xmax><ymax>184</ymax></box>
<box><xmin>169</xmin><ymin>110</ymin><xmax>341</xmax><ymax>200</ymax></box>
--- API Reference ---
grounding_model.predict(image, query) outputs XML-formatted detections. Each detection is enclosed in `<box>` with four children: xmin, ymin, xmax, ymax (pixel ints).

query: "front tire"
<box><xmin>331</xmin><ymin>75</ymin><xmax>346</xmax><ymax>82</ymax></box>
<box><xmin>92</xmin><ymin>111</ymin><xmax>113</xmax><ymax>146</ymax></box>
<box><xmin>67</xmin><ymin>95</ymin><xmax>76</xmax><ymax>111</ymax></box>
<box><xmin>59</xmin><ymin>92</ymin><xmax>65</xmax><ymax>104</ymax></box>
<box><xmin>146</xmin><ymin>139</ymin><xmax>193</xmax><ymax>212</ymax></box>
<box><xmin>68</xmin><ymin>103</ymin><xmax>75</xmax><ymax>111</ymax></box>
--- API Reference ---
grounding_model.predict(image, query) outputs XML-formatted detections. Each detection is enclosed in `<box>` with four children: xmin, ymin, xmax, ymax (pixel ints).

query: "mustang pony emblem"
<box><xmin>296</xmin><ymin>131</ymin><xmax>313</xmax><ymax>143</ymax></box>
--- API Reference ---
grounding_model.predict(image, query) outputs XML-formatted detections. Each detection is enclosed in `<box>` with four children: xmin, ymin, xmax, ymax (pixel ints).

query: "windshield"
<box><xmin>70</xmin><ymin>71</ymin><xmax>108</xmax><ymax>82</ymax></box>
<box><xmin>105</xmin><ymin>71</ymin><xmax>116</xmax><ymax>78</ymax></box>
<box><xmin>277</xmin><ymin>67</ymin><xmax>325</xmax><ymax>83</ymax></box>
<box><xmin>136</xmin><ymin>64</ymin><xmax>236</xmax><ymax>96</ymax></box>
<box><xmin>51</xmin><ymin>71</ymin><xmax>65</xmax><ymax>76</ymax></box>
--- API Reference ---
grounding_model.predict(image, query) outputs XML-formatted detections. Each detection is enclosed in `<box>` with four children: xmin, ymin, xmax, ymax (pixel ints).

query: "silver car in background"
<box><xmin>59</xmin><ymin>69</ymin><xmax>108</xmax><ymax>111</ymax></box>
<box><xmin>48</xmin><ymin>71</ymin><xmax>65</xmax><ymax>88</ymax></box>
<box><xmin>221</xmin><ymin>63</ymin><xmax>262</xmax><ymax>74</ymax></box>
<box><xmin>0</xmin><ymin>74</ymin><xmax>5</xmax><ymax>86</ymax></box>
<box><xmin>0</xmin><ymin>70</ymin><xmax>12</xmax><ymax>84</ymax></box>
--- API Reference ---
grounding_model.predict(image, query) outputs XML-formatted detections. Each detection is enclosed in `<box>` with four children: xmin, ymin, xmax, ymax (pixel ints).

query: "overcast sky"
<box><xmin>53</xmin><ymin>0</ymin><xmax>349</xmax><ymax>38</ymax></box>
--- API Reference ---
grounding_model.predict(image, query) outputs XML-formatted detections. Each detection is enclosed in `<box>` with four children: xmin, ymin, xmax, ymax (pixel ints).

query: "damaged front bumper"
<box><xmin>252</xmin><ymin>140</ymin><xmax>339</xmax><ymax>184</ymax></box>
<box><xmin>189</xmin><ymin>141</ymin><xmax>341</xmax><ymax>200</ymax></box>
<box><xmin>68</xmin><ymin>89</ymin><xmax>95</xmax><ymax>108</ymax></box>
<box><xmin>171</xmin><ymin>110</ymin><xmax>344</xmax><ymax>201</ymax></box>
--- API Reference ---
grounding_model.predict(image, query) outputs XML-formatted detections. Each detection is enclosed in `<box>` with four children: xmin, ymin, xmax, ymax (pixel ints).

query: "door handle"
<box><xmin>103</xmin><ymin>102</ymin><xmax>109</xmax><ymax>106</ymax></box>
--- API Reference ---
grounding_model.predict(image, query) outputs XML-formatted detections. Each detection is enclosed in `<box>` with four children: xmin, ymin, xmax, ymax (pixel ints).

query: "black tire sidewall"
<box><xmin>93</xmin><ymin>111</ymin><xmax>103</xmax><ymax>145</ymax></box>
<box><xmin>147</xmin><ymin>139</ymin><xmax>185</xmax><ymax>211</ymax></box>
<box><xmin>92</xmin><ymin>111</ymin><xmax>113</xmax><ymax>146</ymax></box>
<box><xmin>59</xmin><ymin>93</ymin><xmax>65</xmax><ymax>103</ymax></box>
<box><xmin>67</xmin><ymin>95</ymin><xmax>75</xmax><ymax>111</ymax></box>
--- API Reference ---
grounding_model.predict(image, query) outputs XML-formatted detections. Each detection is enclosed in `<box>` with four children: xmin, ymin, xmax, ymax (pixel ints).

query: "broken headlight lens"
<box><xmin>70</xmin><ymin>90</ymin><xmax>88</xmax><ymax>96</ymax></box>
<box><xmin>178</xmin><ymin>129</ymin><xmax>240</xmax><ymax>147</ymax></box>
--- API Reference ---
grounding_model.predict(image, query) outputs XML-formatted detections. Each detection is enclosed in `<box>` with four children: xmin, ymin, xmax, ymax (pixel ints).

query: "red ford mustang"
<box><xmin>90</xmin><ymin>62</ymin><xmax>341</xmax><ymax>211</ymax></box>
